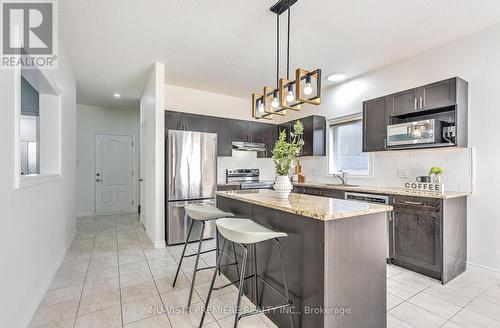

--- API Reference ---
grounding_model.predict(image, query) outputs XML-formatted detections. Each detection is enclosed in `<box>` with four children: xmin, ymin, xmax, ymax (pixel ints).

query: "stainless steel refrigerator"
<box><xmin>166</xmin><ymin>130</ymin><xmax>217</xmax><ymax>245</ymax></box>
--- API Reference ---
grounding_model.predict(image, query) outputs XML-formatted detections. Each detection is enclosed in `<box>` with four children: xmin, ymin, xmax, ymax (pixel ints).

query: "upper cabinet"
<box><xmin>363</xmin><ymin>96</ymin><xmax>389</xmax><ymax>152</ymax></box>
<box><xmin>231</xmin><ymin>120</ymin><xmax>252</xmax><ymax>142</ymax></box>
<box><xmin>390</xmin><ymin>77</ymin><xmax>461</xmax><ymax>116</ymax></box>
<box><xmin>206</xmin><ymin>116</ymin><xmax>232</xmax><ymax>157</ymax></box>
<box><xmin>279</xmin><ymin>115</ymin><xmax>326</xmax><ymax>157</ymax></box>
<box><xmin>363</xmin><ymin>77</ymin><xmax>468</xmax><ymax>152</ymax></box>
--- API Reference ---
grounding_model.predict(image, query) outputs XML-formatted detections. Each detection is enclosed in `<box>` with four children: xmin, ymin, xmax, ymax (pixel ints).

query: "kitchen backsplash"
<box><xmin>218</xmin><ymin>147</ymin><xmax>474</xmax><ymax>193</ymax></box>
<box><xmin>217</xmin><ymin>150</ymin><xmax>276</xmax><ymax>183</ymax></box>
<box><xmin>297</xmin><ymin>147</ymin><xmax>474</xmax><ymax>193</ymax></box>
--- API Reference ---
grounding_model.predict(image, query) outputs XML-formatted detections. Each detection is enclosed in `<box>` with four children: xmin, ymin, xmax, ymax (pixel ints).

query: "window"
<box><xmin>15</xmin><ymin>68</ymin><xmax>62</xmax><ymax>188</ymax></box>
<box><xmin>20</xmin><ymin>77</ymin><xmax>40</xmax><ymax>175</ymax></box>
<box><xmin>328</xmin><ymin>115</ymin><xmax>371</xmax><ymax>176</ymax></box>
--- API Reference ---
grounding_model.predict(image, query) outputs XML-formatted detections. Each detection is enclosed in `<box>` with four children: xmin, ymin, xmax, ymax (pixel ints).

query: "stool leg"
<box><xmin>188</xmin><ymin>221</ymin><xmax>205</xmax><ymax>308</ymax></box>
<box><xmin>232</xmin><ymin>242</ymin><xmax>240</xmax><ymax>284</ymax></box>
<box><xmin>252</xmin><ymin>243</ymin><xmax>259</xmax><ymax>308</ymax></box>
<box><xmin>276</xmin><ymin>238</ymin><xmax>295</xmax><ymax>328</ymax></box>
<box><xmin>199</xmin><ymin>238</ymin><xmax>226</xmax><ymax>328</ymax></box>
<box><xmin>173</xmin><ymin>219</ymin><xmax>194</xmax><ymax>287</ymax></box>
<box><xmin>234</xmin><ymin>245</ymin><xmax>248</xmax><ymax>328</ymax></box>
<box><xmin>215</xmin><ymin>230</ymin><xmax>221</xmax><ymax>276</ymax></box>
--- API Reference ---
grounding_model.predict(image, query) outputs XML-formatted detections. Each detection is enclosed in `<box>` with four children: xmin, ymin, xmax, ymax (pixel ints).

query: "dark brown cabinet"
<box><xmin>292</xmin><ymin>185</ymin><xmax>345</xmax><ymax>199</ymax></box>
<box><xmin>391</xmin><ymin>88</ymin><xmax>419</xmax><ymax>116</ymax></box>
<box><xmin>389</xmin><ymin>195</ymin><xmax>467</xmax><ymax>284</ymax></box>
<box><xmin>206</xmin><ymin>116</ymin><xmax>232</xmax><ymax>157</ymax></box>
<box><xmin>231</xmin><ymin>120</ymin><xmax>252</xmax><ymax>142</ymax></box>
<box><xmin>420</xmin><ymin>78</ymin><xmax>457</xmax><ymax>110</ymax></box>
<box><xmin>391</xmin><ymin>196</ymin><xmax>441</xmax><ymax>279</ymax></box>
<box><xmin>279</xmin><ymin>115</ymin><xmax>326</xmax><ymax>157</ymax></box>
<box><xmin>390</xmin><ymin>77</ymin><xmax>464</xmax><ymax>116</ymax></box>
<box><xmin>165</xmin><ymin>112</ymin><xmax>206</xmax><ymax>131</ymax></box>
<box><xmin>363</xmin><ymin>96</ymin><xmax>389</xmax><ymax>152</ymax></box>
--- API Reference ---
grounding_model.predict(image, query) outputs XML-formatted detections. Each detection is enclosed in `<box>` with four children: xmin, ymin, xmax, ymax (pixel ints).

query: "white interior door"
<box><xmin>95</xmin><ymin>134</ymin><xmax>134</xmax><ymax>214</ymax></box>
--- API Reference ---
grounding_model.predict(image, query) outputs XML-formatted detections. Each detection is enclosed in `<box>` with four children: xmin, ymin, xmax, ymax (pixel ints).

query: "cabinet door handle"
<box><xmin>419</xmin><ymin>97</ymin><xmax>423</xmax><ymax>109</ymax></box>
<box><xmin>414</xmin><ymin>98</ymin><xmax>418</xmax><ymax>110</ymax></box>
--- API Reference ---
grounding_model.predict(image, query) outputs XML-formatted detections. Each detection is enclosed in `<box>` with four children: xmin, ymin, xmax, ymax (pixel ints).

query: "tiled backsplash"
<box><xmin>217</xmin><ymin>150</ymin><xmax>276</xmax><ymax>183</ymax></box>
<box><xmin>296</xmin><ymin>147</ymin><xmax>474</xmax><ymax>193</ymax></box>
<box><xmin>218</xmin><ymin>148</ymin><xmax>474</xmax><ymax>193</ymax></box>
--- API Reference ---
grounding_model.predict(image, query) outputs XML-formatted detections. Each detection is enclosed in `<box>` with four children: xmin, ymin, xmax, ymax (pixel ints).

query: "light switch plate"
<box><xmin>397</xmin><ymin>168</ymin><xmax>410</xmax><ymax>179</ymax></box>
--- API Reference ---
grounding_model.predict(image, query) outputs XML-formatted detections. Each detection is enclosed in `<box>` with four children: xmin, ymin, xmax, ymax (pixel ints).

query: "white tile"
<box><xmin>387</xmin><ymin>279</ymin><xmax>420</xmax><ymax>300</ymax></box>
<box><xmin>389</xmin><ymin>302</ymin><xmax>447</xmax><ymax>328</ymax></box>
<box><xmin>217</xmin><ymin>314</ymin><xmax>269</xmax><ymax>328</ymax></box>
<box><xmin>121</xmin><ymin>282</ymin><xmax>159</xmax><ymax>304</ymax></box>
<box><xmin>123</xmin><ymin>314</ymin><xmax>172</xmax><ymax>327</ymax></box>
<box><xmin>391</xmin><ymin>271</ymin><xmax>439</xmax><ymax>291</ymax></box>
<box><xmin>425</xmin><ymin>283</ymin><xmax>477</xmax><ymax>307</ymax></box>
<box><xmin>122</xmin><ymin>295</ymin><xmax>164</xmax><ymax>325</ymax></box>
<box><xmin>41</xmin><ymin>285</ymin><xmax>82</xmax><ymax>306</ymax></box>
<box><xmin>82</xmin><ymin>277</ymin><xmax>119</xmax><ymax>297</ymax></box>
<box><xmin>30</xmin><ymin>300</ymin><xmax>79</xmax><ymax>327</ymax></box>
<box><xmin>387</xmin><ymin>293</ymin><xmax>404</xmax><ymax>311</ymax></box>
<box><xmin>77</xmin><ymin>290</ymin><xmax>120</xmax><ymax>316</ymax></box>
<box><xmin>74</xmin><ymin>305</ymin><xmax>122</xmax><ymax>328</ymax></box>
<box><xmin>465</xmin><ymin>297</ymin><xmax>500</xmax><ymax>323</ymax></box>
<box><xmin>387</xmin><ymin>313</ymin><xmax>414</xmax><ymax>328</ymax></box>
<box><xmin>160</xmin><ymin>287</ymin><xmax>202</xmax><ymax>309</ymax></box>
<box><xmin>408</xmin><ymin>292</ymin><xmax>462</xmax><ymax>319</ymax></box>
<box><xmin>441</xmin><ymin>321</ymin><xmax>465</xmax><ymax>328</ymax></box>
<box><xmin>387</xmin><ymin>264</ymin><xmax>405</xmax><ymax>278</ymax></box>
<box><xmin>451</xmin><ymin>309</ymin><xmax>500</xmax><ymax>328</ymax></box>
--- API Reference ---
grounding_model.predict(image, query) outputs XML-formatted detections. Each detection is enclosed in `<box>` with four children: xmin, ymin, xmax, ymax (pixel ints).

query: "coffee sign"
<box><xmin>404</xmin><ymin>182</ymin><xmax>444</xmax><ymax>194</ymax></box>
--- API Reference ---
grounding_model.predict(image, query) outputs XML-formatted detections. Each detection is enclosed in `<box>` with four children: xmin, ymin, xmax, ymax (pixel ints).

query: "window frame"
<box><xmin>327</xmin><ymin>113</ymin><xmax>373</xmax><ymax>178</ymax></box>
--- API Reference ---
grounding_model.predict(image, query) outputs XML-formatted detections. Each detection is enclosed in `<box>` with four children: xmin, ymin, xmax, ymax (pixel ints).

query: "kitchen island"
<box><xmin>215</xmin><ymin>189</ymin><xmax>393</xmax><ymax>328</ymax></box>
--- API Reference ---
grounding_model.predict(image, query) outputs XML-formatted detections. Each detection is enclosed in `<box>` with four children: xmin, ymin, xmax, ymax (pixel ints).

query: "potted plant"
<box><xmin>429</xmin><ymin>167</ymin><xmax>444</xmax><ymax>184</ymax></box>
<box><xmin>271</xmin><ymin>120</ymin><xmax>304</xmax><ymax>199</ymax></box>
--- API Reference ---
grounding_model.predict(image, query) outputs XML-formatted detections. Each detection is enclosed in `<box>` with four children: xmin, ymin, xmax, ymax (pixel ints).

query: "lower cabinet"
<box><xmin>292</xmin><ymin>186</ymin><xmax>345</xmax><ymax>199</ymax></box>
<box><xmin>390</xmin><ymin>196</ymin><xmax>441</xmax><ymax>279</ymax></box>
<box><xmin>389</xmin><ymin>195</ymin><xmax>467</xmax><ymax>283</ymax></box>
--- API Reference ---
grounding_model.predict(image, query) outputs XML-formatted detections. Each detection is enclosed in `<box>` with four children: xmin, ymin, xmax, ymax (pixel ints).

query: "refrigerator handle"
<box><xmin>171</xmin><ymin>133</ymin><xmax>176</xmax><ymax>196</ymax></box>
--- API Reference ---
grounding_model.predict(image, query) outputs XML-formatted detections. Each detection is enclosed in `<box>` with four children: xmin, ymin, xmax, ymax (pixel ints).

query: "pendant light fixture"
<box><xmin>252</xmin><ymin>0</ymin><xmax>321</xmax><ymax>120</ymax></box>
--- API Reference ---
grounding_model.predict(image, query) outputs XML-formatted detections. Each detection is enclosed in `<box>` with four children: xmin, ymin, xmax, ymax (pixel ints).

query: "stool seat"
<box><xmin>185</xmin><ymin>205</ymin><xmax>235</xmax><ymax>221</ymax></box>
<box><xmin>216</xmin><ymin>218</ymin><xmax>287</xmax><ymax>244</ymax></box>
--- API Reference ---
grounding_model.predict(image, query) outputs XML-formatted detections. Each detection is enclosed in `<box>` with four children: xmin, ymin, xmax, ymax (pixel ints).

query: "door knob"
<box><xmin>96</xmin><ymin>178</ymin><xmax>102</xmax><ymax>182</ymax></box>
<box><xmin>139</xmin><ymin>178</ymin><xmax>144</xmax><ymax>182</ymax></box>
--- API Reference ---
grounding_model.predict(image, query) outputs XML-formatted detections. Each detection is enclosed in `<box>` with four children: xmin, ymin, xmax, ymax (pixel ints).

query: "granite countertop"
<box><xmin>215</xmin><ymin>189</ymin><xmax>393</xmax><ymax>221</ymax></box>
<box><xmin>292</xmin><ymin>182</ymin><xmax>471</xmax><ymax>199</ymax></box>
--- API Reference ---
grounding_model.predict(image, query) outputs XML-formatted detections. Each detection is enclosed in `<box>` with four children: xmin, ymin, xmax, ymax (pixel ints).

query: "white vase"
<box><xmin>274</xmin><ymin>175</ymin><xmax>293</xmax><ymax>199</ymax></box>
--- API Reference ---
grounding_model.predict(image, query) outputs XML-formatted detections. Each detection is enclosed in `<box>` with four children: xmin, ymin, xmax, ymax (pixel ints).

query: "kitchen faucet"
<box><xmin>334</xmin><ymin>170</ymin><xmax>347</xmax><ymax>185</ymax></box>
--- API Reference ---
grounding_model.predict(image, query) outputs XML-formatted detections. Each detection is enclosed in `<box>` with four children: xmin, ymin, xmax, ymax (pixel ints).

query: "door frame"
<box><xmin>93</xmin><ymin>133</ymin><xmax>136</xmax><ymax>215</ymax></box>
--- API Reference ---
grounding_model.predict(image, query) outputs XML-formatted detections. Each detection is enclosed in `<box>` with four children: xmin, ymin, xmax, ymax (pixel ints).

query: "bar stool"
<box><xmin>172</xmin><ymin>204</ymin><xmax>238</xmax><ymax>308</ymax></box>
<box><xmin>199</xmin><ymin>218</ymin><xmax>295</xmax><ymax>328</ymax></box>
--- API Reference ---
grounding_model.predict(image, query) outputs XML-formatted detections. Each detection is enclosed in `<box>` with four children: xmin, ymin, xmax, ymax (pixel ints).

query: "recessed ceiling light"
<box><xmin>114</xmin><ymin>93</ymin><xmax>121</xmax><ymax>98</ymax></box>
<box><xmin>327</xmin><ymin>73</ymin><xmax>346</xmax><ymax>82</ymax></box>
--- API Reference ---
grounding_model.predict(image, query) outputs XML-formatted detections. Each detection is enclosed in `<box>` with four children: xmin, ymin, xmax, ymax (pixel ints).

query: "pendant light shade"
<box><xmin>252</xmin><ymin>93</ymin><xmax>271</xmax><ymax>119</ymax></box>
<box><xmin>264</xmin><ymin>86</ymin><xmax>286</xmax><ymax>116</ymax></box>
<box><xmin>296</xmin><ymin>68</ymin><xmax>321</xmax><ymax>105</ymax></box>
<box><xmin>279</xmin><ymin>78</ymin><xmax>301</xmax><ymax>110</ymax></box>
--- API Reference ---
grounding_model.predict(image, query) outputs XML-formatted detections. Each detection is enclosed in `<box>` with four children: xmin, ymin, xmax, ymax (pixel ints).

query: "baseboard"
<box><xmin>467</xmin><ymin>261</ymin><xmax>500</xmax><ymax>275</ymax></box>
<box><xmin>19</xmin><ymin>228</ymin><xmax>77</xmax><ymax>328</ymax></box>
<box><xmin>76</xmin><ymin>211</ymin><xmax>94</xmax><ymax>218</ymax></box>
<box><xmin>155</xmin><ymin>240</ymin><xmax>166</xmax><ymax>249</ymax></box>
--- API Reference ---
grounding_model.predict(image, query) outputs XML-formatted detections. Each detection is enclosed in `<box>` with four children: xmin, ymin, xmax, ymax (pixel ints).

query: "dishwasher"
<box><xmin>344</xmin><ymin>192</ymin><xmax>391</xmax><ymax>260</ymax></box>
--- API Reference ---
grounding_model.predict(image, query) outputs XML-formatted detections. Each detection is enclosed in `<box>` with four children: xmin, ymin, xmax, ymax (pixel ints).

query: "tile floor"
<box><xmin>29</xmin><ymin>213</ymin><xmax>500</xmax><ymax>328</ymax></box>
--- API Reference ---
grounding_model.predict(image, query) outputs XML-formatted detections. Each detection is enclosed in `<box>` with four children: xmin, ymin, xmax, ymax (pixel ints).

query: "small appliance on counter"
<box><xmin>293</xmin><ymin>161</ymin><xmax>305</xmax><ymax>183</ymax></box>
<box><xmin>225</xmin><ymin>169</ymin><xmax>274</xmax><ymax>190</ymax></box>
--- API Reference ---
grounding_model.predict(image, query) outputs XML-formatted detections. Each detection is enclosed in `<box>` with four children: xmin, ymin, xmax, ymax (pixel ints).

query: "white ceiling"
<box><xmin>60</xmin><ymin>0</ymin><xmax>500</xmax><ymax>109</ymax></box>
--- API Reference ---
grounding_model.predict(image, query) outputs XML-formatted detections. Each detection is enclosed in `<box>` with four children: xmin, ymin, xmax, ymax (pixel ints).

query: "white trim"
<box><xmin>19</xmin><ymin>173</ymin><xmax>62</xmax><ymax>188</ymax></box>
<box><xmin>155</xmin><ymin>240</ymin><xmax>166</xmax><ymax>249</ymax></box>
<box><xmin>20</xmin><ymin>228</ymin><xmax>77</xmax><ymax>328</ymax></box>
<box><xmin>327</xmin><ymin>114</ymin><xmax>373</xmax><ymax>177</ymax></box>
<box><xmin>467</xmin><ymin>261</ymin><xmax>500</xmax><ymax>275</ymax></box>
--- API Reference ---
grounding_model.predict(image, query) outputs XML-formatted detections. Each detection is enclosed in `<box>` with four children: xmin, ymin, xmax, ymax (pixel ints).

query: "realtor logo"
<box><xmin>1</xmin><ymin>0</ymin><xmax>58</xmax><ymax>69</ymax></box>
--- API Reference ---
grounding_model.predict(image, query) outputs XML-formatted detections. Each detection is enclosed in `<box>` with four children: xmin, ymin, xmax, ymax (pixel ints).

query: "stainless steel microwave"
<box><xmin>387</xmin><ymin>119</ymin><xmax>436</xmax><ymax>147</ymax></box>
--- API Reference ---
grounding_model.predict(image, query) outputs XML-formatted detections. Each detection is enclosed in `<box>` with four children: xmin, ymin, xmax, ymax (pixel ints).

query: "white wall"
<box><xmin>76</xmin><ymin>104</ymin><xmax>140</xmax><ymax>216</ymax></box>
<box><xmin>165</xmin><ymin>84</ymin><xmax>255</xmax><ymax>121</ymax></box>
<box><xmin>0</xmin><ymin>47</ymin><xmax>77</xmax><ymax>327</ymax></box>
<box><xmin>282</xmin><ymin>23</ymin><xmax>500</xmax><ymax>272</ymax></box>
<box><xmin>140</xmin><ymin>63</ymin><xmax>166</xmax><ymax>248</ymax></box>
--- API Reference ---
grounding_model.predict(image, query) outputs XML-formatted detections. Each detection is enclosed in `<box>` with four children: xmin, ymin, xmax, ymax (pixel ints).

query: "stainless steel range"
<box><xmin>226</xmin><ymin>169</ymin><xmax>274</xmax><ymax>190</ymax></box>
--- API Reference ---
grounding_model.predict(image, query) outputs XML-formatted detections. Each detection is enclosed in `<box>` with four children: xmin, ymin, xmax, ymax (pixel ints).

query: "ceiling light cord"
<box><xmin>287</xmin><ymin>0</ymin><xmax>291</xmax><ymax>80</ymax></box>
<box><xmin>276</xmin><ymin>11</ymin><xmax>280</xmax><ymax>88</ymax></box>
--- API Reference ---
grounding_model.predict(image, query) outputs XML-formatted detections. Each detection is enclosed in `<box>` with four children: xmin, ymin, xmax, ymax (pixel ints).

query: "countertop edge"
<box><xmin>215</xmin><ymin>191</ymin><xmax>393</xmax><ymax>221</ymax></box>
<box><xmin>292</xmin><ymin>182</ymin><xmax>471</xmax><ymax>199</ymax></box>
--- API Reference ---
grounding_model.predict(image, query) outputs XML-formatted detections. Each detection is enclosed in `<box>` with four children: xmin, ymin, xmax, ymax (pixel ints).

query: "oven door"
<box><xmin>387</xmin><ymin>119</ymin><xmax>436</xmax><ymax>147</ymax></box>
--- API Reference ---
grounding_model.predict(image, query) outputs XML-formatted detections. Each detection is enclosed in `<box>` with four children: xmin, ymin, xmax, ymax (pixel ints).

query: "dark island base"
<box><xmin>217</xmin><ymin>196</ymin><xmax>388</xmax><ymax>328</ymax></box>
